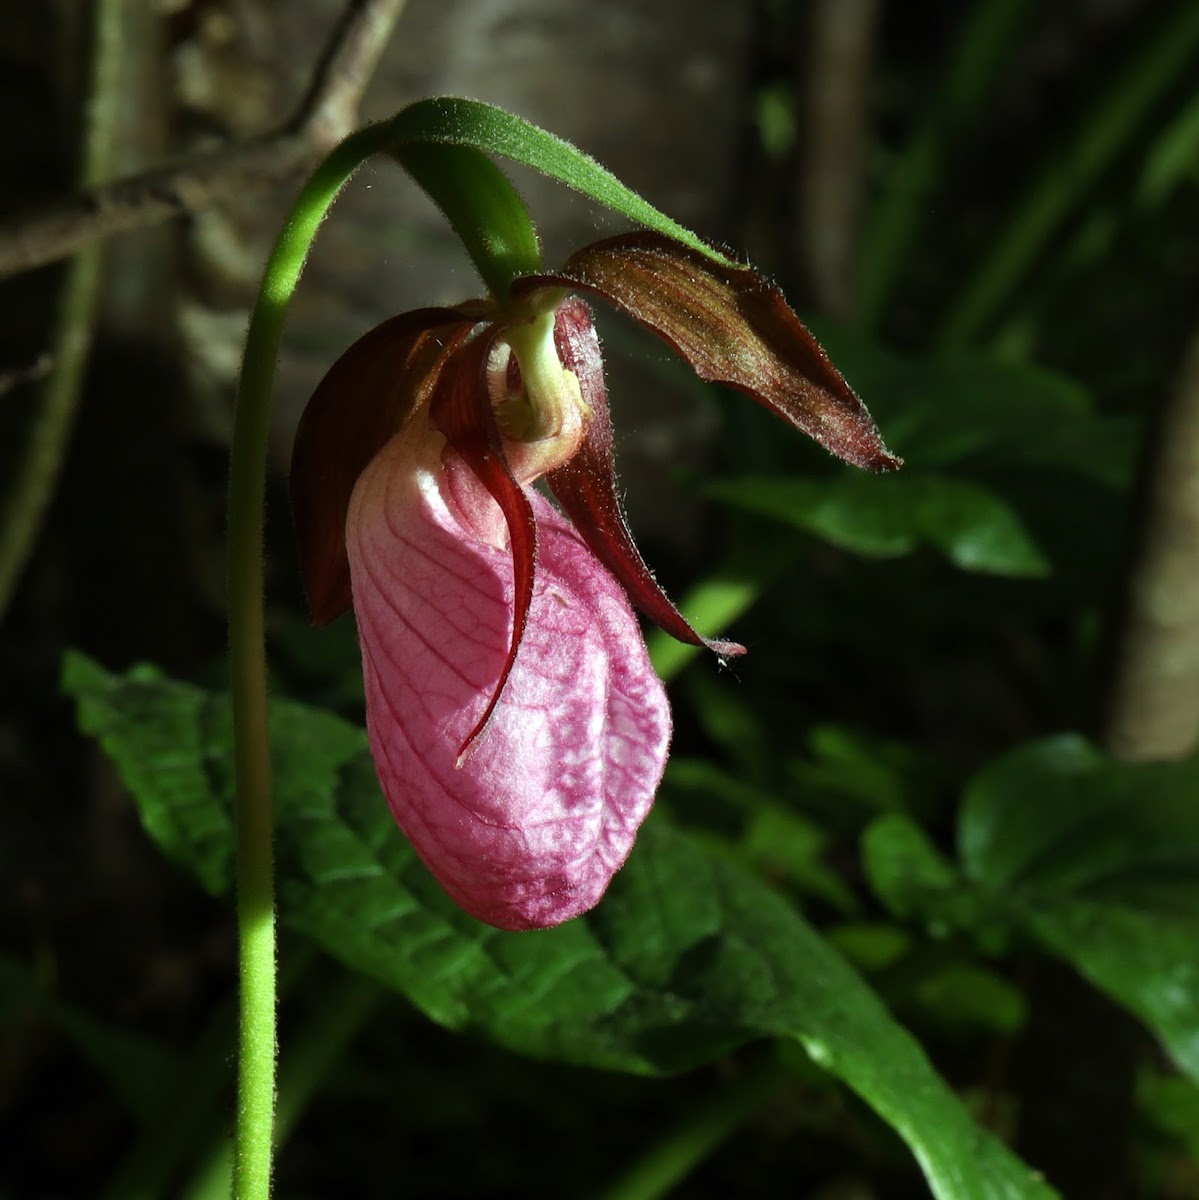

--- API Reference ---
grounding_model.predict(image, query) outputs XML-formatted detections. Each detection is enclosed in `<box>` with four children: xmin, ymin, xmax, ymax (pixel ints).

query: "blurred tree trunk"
<box><xmin>795</xmin><ymin>0</ymin><xmax>878</xmax><ymax>321</ymax></box>
<box><xmin>1104</xmin><ymin>325</ymin><xmax>1199</xmax><ymax>760</ymax></box>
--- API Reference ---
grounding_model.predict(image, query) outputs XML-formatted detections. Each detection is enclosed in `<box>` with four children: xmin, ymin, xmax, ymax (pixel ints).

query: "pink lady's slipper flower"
<box><xmin>291</xmin><ymin>231</ymin><xmax>898</xmax><ymax>931</ymax></box>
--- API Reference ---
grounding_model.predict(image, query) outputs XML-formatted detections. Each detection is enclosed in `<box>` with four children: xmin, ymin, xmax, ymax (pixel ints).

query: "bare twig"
<box><xmin>1105</xmin><ymin>324</ymin><xmax>1199</xmax><ymax>761</ymax></box>
<box><xmin>0</xmin><ymin>0</ymin><xmax>127</xmax><ymax>621</ymax></box>
<box><xmin>0</xmin><ymin>0</ymin><xmax>406</xmax><ymax>282</ymax></box>
<box><xmin>0</xmin><ymin>0</ymin><xmax>405</xmax><ymax>624</ymax></box>
<box><xmin>795</xmin><ymin>0</ymin><xmax>879</xmax><ymax>321</ymax></box>
<box><xmin>0</xmin><ymin>355</ymin><xmax>52</xmax><ymax>398</ymax></box>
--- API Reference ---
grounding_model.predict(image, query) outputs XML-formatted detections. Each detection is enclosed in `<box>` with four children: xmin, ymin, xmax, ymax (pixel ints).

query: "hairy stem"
<box><xmin>227</xmin><ymin>122</ymin><xmax>396</xmax><ymax>1198</ymax></box>
<box><xmin>185</xmin><ymin>970</ymin><xmax>382</xmax><ymax>1200</ymax></box>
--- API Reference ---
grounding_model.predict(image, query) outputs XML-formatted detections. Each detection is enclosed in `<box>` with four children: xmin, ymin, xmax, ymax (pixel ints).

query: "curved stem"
<box><xmin>229</xmin><ymin>105</ymin><xmax>547</xmax><ymax>1196</ymax></box>
<box><xmin>181</xmin><ymin>960</ymin><xmax>378</xmax><ymax>1200</ymax></box>
<box><xmin>227</xmin><ymin>123</ymin><xmax>394</xmax><ymax>1199</ymax></box>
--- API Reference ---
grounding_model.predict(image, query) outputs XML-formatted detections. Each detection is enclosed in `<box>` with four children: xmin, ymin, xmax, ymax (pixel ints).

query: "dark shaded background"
<box><xmin>2</xmin><ymin>1</ymin><xmax>1197</xmax><ymax>1197</ymax></box>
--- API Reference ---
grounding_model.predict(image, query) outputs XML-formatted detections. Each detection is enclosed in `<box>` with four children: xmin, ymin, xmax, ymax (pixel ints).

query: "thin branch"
<box><xmin>0</xmin><ymin>0</ymin><xmax>407</xmax><ymax>282</ymax></box>
<box><xmin>795</xmin><ymin>0</ymin><xmax>879</xmax><ymax>321</ymax></box>
<box><xmin>0</xmin><ymin>0</ymin><xmax>127</xmax><ymax>621</ymax></box>
<box><xmin>294</xmin><ymin>0</ymin><xmax>409</xmax><ymax>147</ymax></box>
<box><xmin>0</xmin><ymin>355</ymin><xmax>52</xmax><ymax>398</ymax></box>
<box><xmin>1104</xmin><ymin>324</ymin><xmax>1199</xmax><ymax>761</ymax></box>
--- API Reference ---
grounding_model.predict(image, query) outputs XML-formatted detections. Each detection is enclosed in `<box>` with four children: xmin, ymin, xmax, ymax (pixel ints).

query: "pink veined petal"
<box><xmin>346</xmin><ymin>415</ymin><xmax>672</xmax><ymax>931</ymax></box>
<box><xmin>291</xmin><ymin>306</ymin><xmax>480</xmax><ymax>624</ymax></box>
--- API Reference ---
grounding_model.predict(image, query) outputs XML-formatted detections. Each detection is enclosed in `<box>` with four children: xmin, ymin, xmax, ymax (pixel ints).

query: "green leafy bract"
<box><xmin>64</xmin><ymin>653</ymin><xmax>1054</xmax><ymax>1200</ymax></box>
<box><xmin>385</xmin><ymin>96</ymin><xmax>733</xmax><ymax>267</ymax></box>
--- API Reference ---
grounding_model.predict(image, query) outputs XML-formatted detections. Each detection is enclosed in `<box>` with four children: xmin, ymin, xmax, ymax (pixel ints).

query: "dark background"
<box><xmin>2</xmin><ymin>2</ymin><xmax>1197</xmax><ymax>1196</ymax></box>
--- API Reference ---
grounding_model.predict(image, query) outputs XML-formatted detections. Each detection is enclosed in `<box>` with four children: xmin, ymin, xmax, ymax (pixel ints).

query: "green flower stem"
<box><xmin>183</xmin><ymin>970</ymin><xmax>383</xmax><ymax>1200</ymax></box>
<box><xmin>227</xmin><ymin>114</ymin><xmax>543</xmax><ymax>1197</ymax></box>
<box><xmin>227</xmin><ymin>123</ymin><xmax>392</xmax><ymax>1199</ymax></box>
<box><xmin>594</xmin><ymin>1051</ymin><xmax>794</xmax><ymax>1200</ymax></box>
<box><xmin>227</xmin><ymin>92</ymin><xmax>736</xmax><ymax>1193</ymax></box>
<box><xmin>0</xmin><ymin>0</ymin><xmax>125</xmax><ymax>621</ymax></box>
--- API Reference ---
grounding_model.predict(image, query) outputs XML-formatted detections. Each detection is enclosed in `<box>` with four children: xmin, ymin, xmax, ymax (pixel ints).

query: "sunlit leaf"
<box><xmin>709</xmin><ymin>472</ymin><xmax>1050</xmax><ymax>577</ymax></box>
<box><xmin>386</xmin><ymin>97</ymin><xmax>731</xmax><ymax>267</ymax></box>
<box><xmin>64</xmin><ymin>654</ymin><xmax>1054</xmax><ymax>1200</ymax></box>
<box><xmin>863</xmin><ymin>737</ymin><xmax>1199</xmax><ymax>1084</ymax></box>
<box><xmin>961</xmin><ymin>737</ymin><xmax>1199</xmax><ymax>1081</ymax></box>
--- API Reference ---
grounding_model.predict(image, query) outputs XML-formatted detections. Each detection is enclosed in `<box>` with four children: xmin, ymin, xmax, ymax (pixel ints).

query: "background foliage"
<box><xmin>3</xmin><ymin>2</ymin><xmax>1199</xmax><ymax>1197</ymax></box>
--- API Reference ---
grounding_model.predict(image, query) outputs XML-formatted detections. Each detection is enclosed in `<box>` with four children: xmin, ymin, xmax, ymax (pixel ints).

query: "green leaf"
<box><xmin>715</xmin><ymin>326</ymin><xmax>1131</xmax><ymax>585</ymax></box>
<box><xmin>858</xmin><ymin>0</ymin><xmax>1040</xmax><ymax>326</ymax></box>
<box><xmin>960</xmin><ymin>736</ymin><xmax>1199</xmax><ymax>898</ymax></box>
<box><xmin>709</xmin><ymin>472</ymin><xmax>1050</xmax><ymax>577</ymax></box>
<box><xmin>64</xmin><ymin>653</ymin><xmax>1054</xmax><ymax>1200</ymax></box>
<box><xmin>863</xmin><ymin>815</ymin><xmax>961</xmax><ymax>918</ymax></box>
<box><xmin>662</xmin><ymin>757</ymin><xmax>860</xmax><ymax>914</ymax></box>
<box><xmin>384</xmin><ymin>96</ymin><xmax>730</xmax><ymax>268</ymax></box>
<box><xmin>1025</xmin><ymin>899</ymin><xmax>1199</xmax><ymax>1082</ymax></box>
<box><xmin>391</xmin><ymin>141</ymin><xmax>543</xmax><ymax>296</ymax></box>
<box><xmin>935</xmin><ymin>1</ymin><xmax>1199</xmax><ymax>348</ymax></box>
<box><xmin>959</xmin><ymin>736</ymin><xmax>1199</xmax><ymax>1082</ymax></box>
<box><xmin>1138</xmin><ymin>1067</ymin><xmax>1199</xmax><ymax>1161</ymax></box>
<box><xmin>907</xmin><ymin>964</ymin><xmax>1027</xmax><ymax>1036</ymax></box>
<box><xmin>792</xmin><ymin>725</ymin><xmax>937</xmax><ymax>822</ymax></box>
<box><xmin>862</xmin><ymin>742</ymin><xmax>1199</xmax><ymax>1085</ymax></box>
<box><xmin>708</xmin><ymin>320</ymin><xmax>1140</xmax><ymax>580</ymax></box>
<box><xmin>862</xmin><ymin>815</ymin><xmax>1009</xmax><ymax>953</ymax></box>
<box><xmin>827</xmin><ymin>922</ymin><xmax>913</xmax><ymax>972</ymax></box>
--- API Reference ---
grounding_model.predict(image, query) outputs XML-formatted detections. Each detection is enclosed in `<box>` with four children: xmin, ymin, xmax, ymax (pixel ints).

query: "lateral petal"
<box><xmin>428</xmin><ymin>331</ymin><xmax>538</xmax><ymax>760</ymax></box>
<box><xmin>547</xmin><ymin>297</ymin><xmax>745</xmax><ymax>659</ymax></box>
<box><xmin>515</xmin><ymin>231</ymin><xmax>901</xmax><ymax>472</ymax></box>
<box><xmin>290</xmin><ymin>306</ymin><xmax>479</xmax><ymax>624</ymax></box>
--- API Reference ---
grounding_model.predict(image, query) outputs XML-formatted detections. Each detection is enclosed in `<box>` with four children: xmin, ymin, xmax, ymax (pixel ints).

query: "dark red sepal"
<box><xmin>291</xmin><ymin>306</ymin><xmax>481</xmax><ymax>624</ymax></box>
<box><xmin>514</xmin><ymin>231</ymin><xmax>901</xmax><ymax>473</ymax></box>
<box><xmin>547</xmin><ymin>297</ymin><xmax>745</xmax><ymax>660</ymax></box>
<box><xmin>429</xmin><ymin>330</ymin><xmax>539</xmax><ymax>761</ymax></box>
